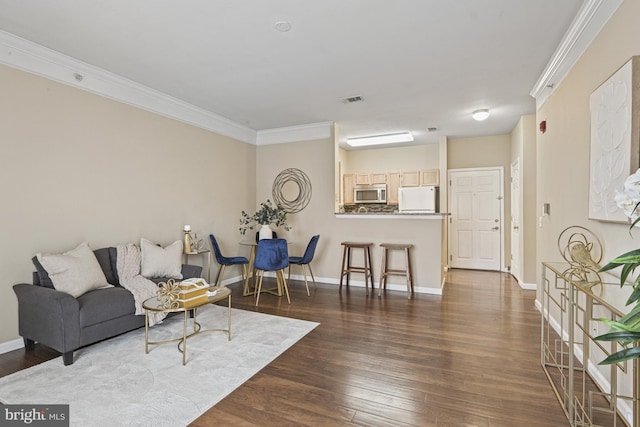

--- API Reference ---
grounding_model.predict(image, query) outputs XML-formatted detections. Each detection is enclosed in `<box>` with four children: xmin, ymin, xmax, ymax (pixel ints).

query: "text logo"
<box><xmin>1</xmin><ymin>405</ymin><xmax>69</xmax><ymax>426</ymax></box>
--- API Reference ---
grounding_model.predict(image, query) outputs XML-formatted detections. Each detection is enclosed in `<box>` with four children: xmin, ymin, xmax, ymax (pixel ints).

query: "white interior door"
<box><xmin>449</xmin><ymin>168</ymin><xmax>503</xmax><ymax>271</ymax></box>
<box><xmin>510</xmin><ymin>159</ymin><xmax>522</xmax><ymax>281</ymax></box>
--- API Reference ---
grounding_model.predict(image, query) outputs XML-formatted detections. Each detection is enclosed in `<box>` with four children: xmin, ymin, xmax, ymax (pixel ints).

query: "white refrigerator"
<box><xmin>398</xmin><ymin>186</ymin><xmax>439</xmax><ymax>213</ymax></box>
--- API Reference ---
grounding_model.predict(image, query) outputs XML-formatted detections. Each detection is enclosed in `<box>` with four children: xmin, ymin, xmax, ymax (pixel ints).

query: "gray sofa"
<box><xmin>13</xmin><ymin>247</ymin><xmax>202</xmax><ymax>365</ymax></box>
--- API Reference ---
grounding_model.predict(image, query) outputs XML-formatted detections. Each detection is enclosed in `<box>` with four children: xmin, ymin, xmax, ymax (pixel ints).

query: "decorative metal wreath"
<box><xmin>272</xmin><ymin>168</ymin><xmax>312</xmax><ymax>213</ymax></box>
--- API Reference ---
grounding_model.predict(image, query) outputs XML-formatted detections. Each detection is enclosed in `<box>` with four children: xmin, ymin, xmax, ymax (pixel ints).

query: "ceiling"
<box><xmin>0</xmin><ymin>0</ymin><xmax>584</xmax><ymax>149</ymax></box>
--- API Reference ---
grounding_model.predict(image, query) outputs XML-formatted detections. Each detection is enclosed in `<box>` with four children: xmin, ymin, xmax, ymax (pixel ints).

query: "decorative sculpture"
<box><xmin>557</xmin><ymin>226</ymin><xmax>603</xmax><ymax>290</ymax></box>
<box><xmin>272</xmin><ymin>168</ymin><xmax>312</xmax><ymax>213</ymax></box>
<box><xmin>156</xmin><ymin>279</ymin><xmax>180</xmax><ymax>309</ymax></box>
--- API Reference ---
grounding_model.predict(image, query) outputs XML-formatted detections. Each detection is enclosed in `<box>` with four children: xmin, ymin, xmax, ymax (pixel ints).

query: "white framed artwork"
<box><xmin>589</xmin><ymin>56</ymin><xmax>640</xmax><ymax>223</ymax></box>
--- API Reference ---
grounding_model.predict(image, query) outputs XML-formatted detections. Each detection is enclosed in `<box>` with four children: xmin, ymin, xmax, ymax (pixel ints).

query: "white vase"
<box><xmin>259</xmin><ymin>224</ymin><xmax>273</xmax><ymax>240</ymax></box>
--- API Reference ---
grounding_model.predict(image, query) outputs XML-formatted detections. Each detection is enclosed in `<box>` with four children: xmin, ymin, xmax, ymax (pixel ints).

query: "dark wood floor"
<box><xmin>1</xmin><ymin>270</ymin><xmax>568</xmax><ymax>426</ymax></box>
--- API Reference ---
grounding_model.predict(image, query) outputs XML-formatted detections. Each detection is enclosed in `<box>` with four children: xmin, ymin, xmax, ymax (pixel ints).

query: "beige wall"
<box><xmin>337</xmin><ymin>145</ymin><xmax>348</xmax><ymax>209</ymax></box>
<box><xmin>0</xmin><ymin>64</ymin><xmax>256</xmax><ymax>343</ymax></box>
<box><xmin>342</xmin><ymin>144</ymin><xmax>439</xmax><ymax>173</ymax></box>
<box><xmin>510</xmin><ymin>115</ymin><xmax>537</xmax><ymax>284</ymax></box>
<box><xmin>447</xmin><ymin>134</ymin><xmax>511</xmax><ymax>170</ymax></box>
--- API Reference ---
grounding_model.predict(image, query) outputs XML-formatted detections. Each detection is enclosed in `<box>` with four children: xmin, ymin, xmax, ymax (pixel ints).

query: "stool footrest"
<box><xmin>344</xmin><ymin>267</ymin><xmax>370</xmax><ymax>273</ymax></box>
<box><xmin>382</xmin><ymin>269</ymin><xmax>408</xmax><ymax>275</ymax></box>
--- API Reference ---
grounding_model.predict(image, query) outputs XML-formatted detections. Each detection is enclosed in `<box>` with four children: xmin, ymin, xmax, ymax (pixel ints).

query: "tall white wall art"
<box><xmin>589</xmin><ymin>56</ymin><xmax>640</xmax><ymax>223</ymax></box>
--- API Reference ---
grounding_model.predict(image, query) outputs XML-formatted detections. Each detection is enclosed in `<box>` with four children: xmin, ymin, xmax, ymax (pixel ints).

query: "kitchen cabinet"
<box><xmin>401</xmin><ymin>171</ymin><xmax>420</xmax><ymax>187</ymax></box>
<box><xmin>420</xmin><ymin>169</ymin><xmax>439</xmax><ymax>186</ymax></box>
<box><xmin>370</xmin><ymin>173</ymin><xmax>387</xmax><ymax>184</ymax></box>
<box><xmin>344</xmin><ymin>169</ymin><xmax>437</xmax><ymax>205</ymax></box>
<box><xmin>387</xmin><ymin>172</ymin><xmax>401</xmax><ymax>204</ymax></box>
<box><xmin>355</xmin><ymin>173</ymin><xmax>371</xmax><ymax>185</ymax></box>
<box><xmin>343</xmin><ymin>173</ymin><xmax>355</xmax><ymax>205</ymax></box>
<box><xmin>355</xmin><ymin>172</ymin><xmax>387</xmax><ymax>185</ymax></box>
<box><xmin>402</xmin><ymin>169</ymin><xmax>439</xmax><ymax>187</ymax></box>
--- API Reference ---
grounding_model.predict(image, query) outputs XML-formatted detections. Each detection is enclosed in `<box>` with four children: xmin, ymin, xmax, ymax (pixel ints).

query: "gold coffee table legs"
<box><xmin>144</xmin><ymin>293</ymin><xmax>231</xmax><ymax>365</ymax></box>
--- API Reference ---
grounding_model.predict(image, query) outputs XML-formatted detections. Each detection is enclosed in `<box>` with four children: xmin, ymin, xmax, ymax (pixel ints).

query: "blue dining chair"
<box><xmin>253</xmin><ymin>238</ymin><xmax>290</xmax><ymax>306</ymax></box>
<box><xmin>209</xmin><ymin>234</ymin><xmax>249</xmax><ymax>287</ymax></box>
<box><xmin>288</xmin><ymin>235</ymin><xmax>320</xmax><ymax>296</ymax></box>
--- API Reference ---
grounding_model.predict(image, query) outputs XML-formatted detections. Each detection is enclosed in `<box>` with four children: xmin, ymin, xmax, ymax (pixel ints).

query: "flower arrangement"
<box><xmin>596</xmin><ymin>168</ymin><xmax>640</xmax><ymax>364</ymax></box>
<box><xmin>239</xmin><ymin>199</ymin><xmax>291</xmax><ymax>235</ymax></box>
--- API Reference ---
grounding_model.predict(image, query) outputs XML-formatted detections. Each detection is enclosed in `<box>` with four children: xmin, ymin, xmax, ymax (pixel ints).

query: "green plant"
<box><xmin>239</xmin><ymin>199</ymin><xmax>291</xmax><ymax>235</ymax></box>
<box><xmin>595</xmin><ymin>248</ymin><xmax>640</xmax><ymax>364</ymax></box>
<box><xmin>595</xmin><ymin>168</ymin><xmax>640</xmax><ymax>364</ymax></box>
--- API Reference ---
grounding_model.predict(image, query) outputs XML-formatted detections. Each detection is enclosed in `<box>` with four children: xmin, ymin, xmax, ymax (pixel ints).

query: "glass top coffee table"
<box><xmin>142</xmin><ymin>285</ymin><xmax>231</xmax><ymax>365</ymax></box>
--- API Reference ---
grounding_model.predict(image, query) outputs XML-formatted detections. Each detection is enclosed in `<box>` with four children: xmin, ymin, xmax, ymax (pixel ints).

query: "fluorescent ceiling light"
<box><xmin>347</xmin><ymin>132</ymin><xmax>414</xmax><ymax>147</ymax></box>
<box><xmin>472</xmin><ymin>109</ymin><xmax>490</xmax><ymax>121</ymax></box>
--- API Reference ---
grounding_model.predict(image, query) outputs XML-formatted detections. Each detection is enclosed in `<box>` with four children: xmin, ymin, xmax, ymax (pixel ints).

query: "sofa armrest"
<box><xmin>13</xmin><ymin>283</ymin><xmax>81</xmax><ymax>353</ymax></box>
<box><xmin>181</xmin><ymin>264</ymin><xmax>202</xmax><ymax>280</ymax></box>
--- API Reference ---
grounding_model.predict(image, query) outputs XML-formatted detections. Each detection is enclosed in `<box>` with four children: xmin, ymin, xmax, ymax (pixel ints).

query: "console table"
<box><xmin>184</xmin><ymin>249</ymin><xmax>212</xmax><ymax>283</ymax></box>
<box><xmin>541</xmin><ymin>262</ymin><xmax>639</xmax><ymax>426</ymax></box>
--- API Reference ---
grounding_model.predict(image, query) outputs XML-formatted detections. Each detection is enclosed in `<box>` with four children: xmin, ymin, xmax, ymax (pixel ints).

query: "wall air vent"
<box><xmin>341</xmin><ymin>95</ymin><xmax>364</xmax><ymax>104</ymax></box>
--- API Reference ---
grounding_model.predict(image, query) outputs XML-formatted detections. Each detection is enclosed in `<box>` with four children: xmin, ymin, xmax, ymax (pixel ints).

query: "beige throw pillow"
<box><xmin>140</xmin><ymin>238</ymin><xmax>183</xmax><ymax>279</ymax></box>
<box><xmin>36</xmin><ymin>242</ymin><xmax>112</xmax><ymax>298</ymax></box>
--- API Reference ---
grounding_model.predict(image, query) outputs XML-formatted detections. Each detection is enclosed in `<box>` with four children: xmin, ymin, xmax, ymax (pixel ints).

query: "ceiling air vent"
<box><xmin>341</xmin><ymin>95</ymin><xmax>364</xmax><ymax>104</ymax></box>
<box><xmin>427</xmin><ymin>127</ymin><xmax>438</xmax><ymax>132</ymax></box>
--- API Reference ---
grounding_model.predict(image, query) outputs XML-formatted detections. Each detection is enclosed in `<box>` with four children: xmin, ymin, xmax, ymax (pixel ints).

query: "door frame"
<box><xmin>447</xmin><ymin>167</ymin><xmax>505</xmax><ymax>272</ymax></box>
<box><xmin>510</xmin><ymin>158</ymin><xmax>522</xmax><ymax>282</ymax></box>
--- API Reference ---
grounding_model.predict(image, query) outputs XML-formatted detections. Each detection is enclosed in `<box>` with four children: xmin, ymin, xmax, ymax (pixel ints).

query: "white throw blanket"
<box><xmin>116</xmin><ymin>243</ymin><xmax>166</xmax><ymax>326</ymax></box>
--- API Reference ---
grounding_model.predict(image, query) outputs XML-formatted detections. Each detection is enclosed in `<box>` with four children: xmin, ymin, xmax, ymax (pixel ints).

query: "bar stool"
<box><xmin>378</xmin><ymin>243</ymin><xmax>414</xmax><ymax>299</ymax></box>
<box><xmin>339</xmin><ymin>241</ymin><xmax>374</xmax><ymax>295</ymax></box>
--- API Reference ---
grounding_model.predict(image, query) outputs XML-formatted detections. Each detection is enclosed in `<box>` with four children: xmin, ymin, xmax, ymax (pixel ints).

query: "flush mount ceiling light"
<box><xmin>274</xmin><ymin>21</ymin><xmax>292</xmax><ymax>32</ymax></box>
<box><xmin>346</xmin><ymin>132</ymin><xmax>414</xmax><ymax>147</ymax></box>
<box><xmin>472</xmin><ymin>109</ymin><xmax>490</xmax><ymax>121</ymax></box>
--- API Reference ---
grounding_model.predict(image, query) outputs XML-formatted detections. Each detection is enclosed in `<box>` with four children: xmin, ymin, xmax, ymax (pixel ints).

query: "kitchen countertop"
<box><xmin>335</xmin><ymin>212</ymin><xmax>449</xmax><ymax>219</ymax></box>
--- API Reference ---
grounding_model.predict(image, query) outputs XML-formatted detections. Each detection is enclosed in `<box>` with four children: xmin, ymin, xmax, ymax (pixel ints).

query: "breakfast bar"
<box><xmin>334</xmin><ymin>212</ymin><xmax>448</xmax><ymax>295</ymax></box>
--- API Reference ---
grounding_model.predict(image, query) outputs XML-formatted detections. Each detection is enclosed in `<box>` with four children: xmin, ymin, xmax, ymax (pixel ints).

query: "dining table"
<box><xmin>238</xmin><ymin>241</ymin><xmax>258</xmax><ymax>296</ymax></box>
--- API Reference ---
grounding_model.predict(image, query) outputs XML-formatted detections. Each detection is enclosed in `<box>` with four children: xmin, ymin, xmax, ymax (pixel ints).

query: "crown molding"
<box><xmin>0</xmin><ymin>30</ymin><xmax>257</xmax><ymax>144</ymax></box>
<box><xmin>530</xmin><ymin>0</ymin><xmax>623</xmax><ymax>110</ymax></box>
<box><xmin>256</xmin><ymin>121</ymin><xmax>334</xmax><ymax>145</ymax></box>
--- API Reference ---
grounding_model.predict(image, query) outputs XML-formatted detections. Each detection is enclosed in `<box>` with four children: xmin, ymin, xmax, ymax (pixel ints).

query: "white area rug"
<box><xmin>0</xmin><ymin>305</ymin><xmax>318</xmax><ymax>426</ymax></box>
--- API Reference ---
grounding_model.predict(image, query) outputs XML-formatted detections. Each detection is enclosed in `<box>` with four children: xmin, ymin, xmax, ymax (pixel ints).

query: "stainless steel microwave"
<box><xmin>354</xmin><ymin>184</ymin><xmax>387</xmax><ymax>204</ymax></box>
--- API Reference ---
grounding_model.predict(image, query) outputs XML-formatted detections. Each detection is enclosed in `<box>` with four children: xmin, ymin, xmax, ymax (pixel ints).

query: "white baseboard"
<box><xmin>0</xmin><ymin>338</ymin><xmax>24</xmax><ymax>355</ymax></box>
<box><xmin>259</xmin><ymin>272</ymin><xmax>443</xmax><ymax>295</ymax></box>
<box><xmin>518</xmin><ymin>280</ymin><xmax>536</xmax><ymax>291</ymax></box>
<box><xmin>534</xmin><ymin>299</ymin><xmax>542</xmax><ymax>313</ymax></box>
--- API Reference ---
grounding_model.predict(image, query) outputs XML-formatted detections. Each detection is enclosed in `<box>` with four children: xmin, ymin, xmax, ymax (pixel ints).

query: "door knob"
<box><xmin>513</xmin><ymin>226</ymin><xmax>519</xmax><ymax>230</ymax></box>
<box><xmin>492</xmin><ymin>226</ymin><xmax>499</xmax><ymax>230</ymax></box>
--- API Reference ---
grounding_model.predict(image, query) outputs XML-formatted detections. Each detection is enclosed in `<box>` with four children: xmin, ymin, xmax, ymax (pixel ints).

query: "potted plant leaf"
<box><xmin>595</xmin><ymin>168</ymin><xmax>640</xmax><ymax>364</ymax></box>
<box><xmin>239</xmin><ymin>199</ymin><xmax>291</xmax><ymax>239</ymax></box>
